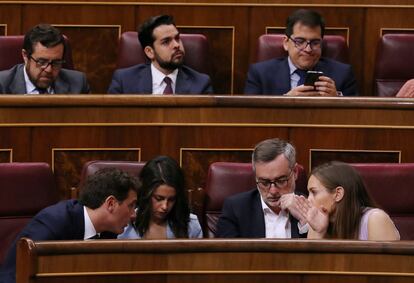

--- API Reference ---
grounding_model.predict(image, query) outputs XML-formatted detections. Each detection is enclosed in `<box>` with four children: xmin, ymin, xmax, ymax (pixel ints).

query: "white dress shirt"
<box><xmin>23</xmin><ymin>66</ymin><xmax>54</xmax><ymax>94</ymax></box>
<box><xmin>287</xmin><ymin>57</ymin><xmax>302</xmax><ymax>90</ymax></box>
<box><xmin>151</xmin><ymin>64</ymin><xmax>178</xmax><ymax>94</ymax></box>
<box><xmin>83</xmin><ymin>206</ymin><xmax>98</xmax><ymax>239</ymax></box>
<box><xmin>259</xmin><ymin>193</ymin><xmax>291</xmax><ymax>238</ymax></box>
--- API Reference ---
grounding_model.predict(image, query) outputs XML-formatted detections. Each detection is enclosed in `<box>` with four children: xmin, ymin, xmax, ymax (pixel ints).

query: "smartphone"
<box><xmin>304</xmin><ymin>71</ymin><xmax>323</xmax><ymax>87</ymax></box>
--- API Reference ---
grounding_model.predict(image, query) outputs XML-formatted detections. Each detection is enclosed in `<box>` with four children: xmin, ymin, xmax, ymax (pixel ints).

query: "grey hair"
<box><xmin>252</xmin><ymin>138</ymin><xmax>296</xmax><ymax>171</ymax></box>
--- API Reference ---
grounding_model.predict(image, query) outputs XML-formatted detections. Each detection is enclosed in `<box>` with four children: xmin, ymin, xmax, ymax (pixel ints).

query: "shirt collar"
<box><xmin>258</xmin><ymin>189</ymin><xmax>288</xmax><ymax>217</ymax></box>
<box><xmin>23</xmin><ymin>65</ymin><xmax>53</xmax><ymax>94</ymax></box>
<box><xmin>287</xmin><ymin>57</ymin><xmax>299</xmax><ymax>76</ymax></box>
<box><xmin>151</xmin><ymin>63</ymin><xmax>178</xmax><ymax>87</ymax></box>
<box><xmin>83</xmin><ymin>206</ymin><xmax>98</xmax><ymax>240</ymax></box>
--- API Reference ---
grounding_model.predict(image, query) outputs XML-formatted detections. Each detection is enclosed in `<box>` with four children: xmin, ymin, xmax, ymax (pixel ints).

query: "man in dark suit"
<box><xmin>0</xmin><ymin>168</ymin><xmax>139</xmax><ymax>283</ymax></box>
<box><xmin>244</xmin><ymin>9</ymin><xmax>357</xmax><ymax>96</ymax></box>
<box><xmin>216</xmin><ymin>138</ymin><xmax>307</xmax><ymax>238</ymax></box>
<box><xmin>0</xmin><ymin>24</ymin><xmax>90</xmax><ymax>94</ymax></box>
<box><xmin>108</xmin><ymin>15</ymin><xmax>213</xmax><ymax>94</ymax></box>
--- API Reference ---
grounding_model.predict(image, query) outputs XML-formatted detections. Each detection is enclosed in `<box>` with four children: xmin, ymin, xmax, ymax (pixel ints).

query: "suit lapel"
<box><xmin>10</xmin><ymin>65</ymin><xmax>28</xmax><ymax>94</ymax></box>
<box><xmin>290</xmin><ymin>215</ymin><xmax>300</xmax><ymax>238</ymax></box>
<box><xmin>269</xmin><ymin>58</ymin><xmax>291</xmax><ymax>94</ymax></box>
<box><xmin>176</xmin><ymin>69</ymin><xmax>190</xmax><ymax>94</ymax></box>
<box><xmin>279</xmin><ymin>58</ymin><xmax>293</xmax><ymax>93</ymax></box>
<box><xmin>138</xmin><ymin>65</ymin><xmax>153</xmax><ymax>93</ymax></box>
<box><xmin>313</xmin><ymin>58</ymin><xmax>329</xmax><ymax>73</ymax></box>
<box><xmin>54</xmin><ymin>76</ymin><xmax>70</xmax><ymax>94</ymax></box>
<box><xmin>252</xmin><ymin>190</ymin><xmax>266</xmax><ymax>237</ymax></box>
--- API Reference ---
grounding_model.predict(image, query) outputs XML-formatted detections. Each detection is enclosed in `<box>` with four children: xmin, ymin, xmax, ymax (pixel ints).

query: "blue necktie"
<box><xmin>295</xmin><ymin>69</ymin><xmax>307</xmax><ymax>86</ymax></box>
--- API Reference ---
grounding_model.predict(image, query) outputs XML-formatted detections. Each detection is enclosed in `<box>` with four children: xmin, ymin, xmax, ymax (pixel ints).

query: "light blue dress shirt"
<box><xmin>118</xmin><ymin>213</ymin><xmax>203</xmax><ymax>239</ymax></box>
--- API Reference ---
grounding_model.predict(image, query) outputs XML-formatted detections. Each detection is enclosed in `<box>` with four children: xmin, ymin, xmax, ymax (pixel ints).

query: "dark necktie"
<box><xmin>163</xmin><ymin>77</ymin><xmax>173</xmax><ymax>95</ymax></box>
<box><xmin>88</xmin><ymin>234</ymin><xmax>100</xmax><ymax>239</ymax></box>
<box><xmin>36</xmin><ymin>88</ymin><xmax>49</xmax><ymax>94</ymax></box>
<box><xmin>295</xmin><ymin>69</ymin><xmax>307</xmax><ymax>86</ymax></box>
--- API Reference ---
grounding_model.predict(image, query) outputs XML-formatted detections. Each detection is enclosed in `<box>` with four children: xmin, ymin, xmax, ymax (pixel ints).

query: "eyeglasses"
<box><xmin>28</xmin><ymin>55</ymin><xmax>65</xmax><ymax>69</ymax></box>
<box><xmin>256</xmin><ymin>170</ymin><xmax>294</xmax><ymax>190</ymax></box>
<box><xmin>287</xmin><ymin>35</ymin><xmax>322</xmax><ymax>51</ymax></box>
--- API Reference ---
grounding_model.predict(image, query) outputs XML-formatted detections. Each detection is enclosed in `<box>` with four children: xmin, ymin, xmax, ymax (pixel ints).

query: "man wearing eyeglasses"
<box><xmin>244</xmin><ymin>9</ymin><xmax>357</xmax><ymax>96</ymax></box>
<box><xmin>216</xmin><ymin>138</ymin><xmax>307</xmax><ymax>238</ymax></box>
<box><xmin>0</xmin><ymin>24</ymin><xmax>90</xmax><ymax>94</ymax></box>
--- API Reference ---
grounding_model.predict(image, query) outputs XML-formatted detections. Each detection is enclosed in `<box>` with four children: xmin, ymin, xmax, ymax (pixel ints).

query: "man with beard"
<box><xmin>108</xmin><ymin>15</ymin><xmax>213</xmax><ymax>94</ymax></box>
<box><xmin>0</xmin><ymin>24</ymin><xmax>90</xmax><ymax>94</ymax></box>
<box><xmin>244</xmin><ymin>9</ymin><xmax>357</xmax><ymax>96</ymax></box>
<box><xmin>216</xmin><ymin>138</ymin><xmax>308</xmax><ymax>238</ymax></box>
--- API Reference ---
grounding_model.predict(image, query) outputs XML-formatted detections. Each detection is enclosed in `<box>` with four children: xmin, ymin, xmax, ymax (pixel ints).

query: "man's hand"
<box><xmin>285</xmin><ymin>85</ymin><xmax>319</xmax><ymax>96</ymax></box>
<box><xmin>279</xmin><ymin>193</ymin><xmax>307</xmax><ymax>225</ymax></box>
<box><xmin>396</xmin><ymin>79</ymin><xmax>414</xmax><ymax>98</ymax></box>
<box><xmin>314</xmin><ymin>76</ymin><xmax>338</xmax><ymax>96</ymax></box>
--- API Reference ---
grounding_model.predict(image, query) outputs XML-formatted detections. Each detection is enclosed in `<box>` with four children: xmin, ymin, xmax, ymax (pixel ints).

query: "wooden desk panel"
<box><xmin>0</xmin><ymin>95</ymin><xmax>413</xmax><ymax>200</ymax></box>
<box><xmin>16</xmin><ymin>238</ymin><xmax>414</xmax><ymax>283</ymax></box>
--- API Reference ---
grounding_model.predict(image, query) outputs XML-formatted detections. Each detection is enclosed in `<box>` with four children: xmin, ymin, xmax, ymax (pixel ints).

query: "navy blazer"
<box><xmin>244</xmin><ymin>57</ymin><xmax>357</xmax><ymax>96</ymax></box>
<box><xmin>107</xmin><ymin>63</ymin><xmax>214</xmax><ymax>94</ymax></box>
<box><xmin>216</xmin><ymin>189</ymin><xmax>305</xmax><ymax>238</ymax></box>
<box><xmin>0</xmin><ymin>64</ymin><xmax>90</xmax><ymax>94</ymax></box>
<box><xmin>0</xmin><ymin>200</ymin><xmax>115</xmax><ymax>283</ymax></box>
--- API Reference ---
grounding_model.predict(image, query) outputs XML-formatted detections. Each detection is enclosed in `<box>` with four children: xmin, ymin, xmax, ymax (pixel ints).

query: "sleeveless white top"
<box><xmin>358</xmin><ymin>207</ymin><xmax>400</xmax><ymax>240</ymax></box>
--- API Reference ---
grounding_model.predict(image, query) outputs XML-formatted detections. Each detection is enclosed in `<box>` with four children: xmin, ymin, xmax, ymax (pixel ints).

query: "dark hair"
<box><xmin>311</xmin><ymin>161</ymin><xmax>377</xmax><ymax>239</ymax></box>
<box><xmin>285</xmin><ymin>9</ymin><xmax>325</xmax><ymax>37</ymax></box>
<box><xmin>135</xmin><ymin>155</ymin><xmax>190</xmax><ymax>238</ymax></box>
<box><xmin>252</xmin><ymin>138</ymin><xmax>296</xmax><ymax>170</ymax></box>
<box><xmin>79</xmin><ymin>167</ymin><xmax>140</xmax><ymax>209</ymax></box>
<box><xmin>138</xmin><ymin>15</ymin><xmax>175</xmax><ymax>49</ymax></box>
<box><xmin>23</xmin><ymin>24</ymin><xmax>65</xmax><ymax>56</ymax></box>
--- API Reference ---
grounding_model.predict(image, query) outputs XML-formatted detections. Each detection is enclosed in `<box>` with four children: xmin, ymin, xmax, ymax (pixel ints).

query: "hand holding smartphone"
<box><xmin>304</xmin><ymin>71</ymin><xmax>324</xmax><ymax>87</ymax></box>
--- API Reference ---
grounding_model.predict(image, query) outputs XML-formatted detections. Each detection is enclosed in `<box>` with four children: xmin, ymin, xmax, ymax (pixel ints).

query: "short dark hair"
<box><xmin>23</xmin><ymin>24</ymin><xmax>66</xmax><ymax>56</ymax></box>
<box><xmin>285</xmin><ymin>9</ymin><xmax>325</xmax><ymax>37</ymax></box>
<box><xmin>252</xmin><ymin>138</ymin><xmax>296</xmax><ymax>170</ymax></box>
<box><xmin>79</xmin><ymin>167</ymin><xmax>140</xmax><ymax>209</ymax></box>
<box><xmin>135</xmin><ymin>155</ymin><xmax>190</xmax><ymax>238</ymax></box>
<box><xmin>138</xmin><ymin>15</ymin><xmax>175</xmax><ymax>49</ymax></box>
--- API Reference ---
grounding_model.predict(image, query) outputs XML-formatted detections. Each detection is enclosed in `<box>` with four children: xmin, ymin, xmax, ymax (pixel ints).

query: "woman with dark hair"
<box><xmin>296</xmin><ymin>161</ymin><xmax>399</xmax><ymax>240</ymax></box>
<box><xmin>118</xmin><ymin>156</ymin><xmax>202</xmax><ymax>239</ymax></box>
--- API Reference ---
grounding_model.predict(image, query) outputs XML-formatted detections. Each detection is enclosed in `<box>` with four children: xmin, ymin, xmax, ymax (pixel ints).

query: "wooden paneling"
<box><xmin>56</xmin><ymin>26</ymin><xmax>120</xmax><ymax>94</ymax></box>
<box><xmin>181</xmin><ymin>148</ymin><xmax>252</xmax><ymax>191</ymax></box>
<box><xmin>16</xmin><ymin>238</ymin><xmax>414</xmax><ymax>283</ymax></box>
<box><xmin>180</xmin><ymin>27</ymin><xmax>234</xmax><ymax>94</ymax></box>
<box><xmin>52</xmin><ymin>148</ymin><xmax>140</xmax><ymax>198</ymax></box>
<box><xmin>309</xmin><ymin>149</ymin><xmax>400</xmax><ymax>170</ymax></box>
<box><xmin>5</xmin><ymin>0</ymin><xmax>414</xmax><ymax>4</ymax></box>
<box><xmin>0</xmin><ymin>3</ymin><xmax>412</xmax><ymax>95</ymax></box>
<box><xmin>1</xmin><ymin>95</ymin><xmax>414</xmax><ymax>199</ymax></box>
<box><xmin>0</xmin><ymin>149</ymin><xmax>12</xmax><ymax>162</ymax></box>
<box><xmin>0</xmin><ymin>5</ymin><xmax>21</xmax><ymax>35</ymax></box>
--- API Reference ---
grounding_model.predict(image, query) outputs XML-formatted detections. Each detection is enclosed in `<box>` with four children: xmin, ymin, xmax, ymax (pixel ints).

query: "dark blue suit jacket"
<box><xmin>107</xmin><ymin>63</ymin><xmax>214</xmax><ymax>94</ymax></box>
<box><xmin>244</xmin><ymin>57</ymin><xmax>357</xmax><ymax>96</ymax></box>
<box><xmin>0</xmin><ymin>200</ymin><xmax>115</xmax><ymax>283</ymax></box>
<box><xmin>216</xmin><ymin>189</ymin><xmax>305</xmax><ymax>238</ymax></box>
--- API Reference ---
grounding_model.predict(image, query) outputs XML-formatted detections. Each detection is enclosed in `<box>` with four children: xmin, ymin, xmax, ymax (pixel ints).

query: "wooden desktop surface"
<box><xmin>17</xmin><ymin>237</ymin><xmax>414</xmax><ymax>283</ymax></box>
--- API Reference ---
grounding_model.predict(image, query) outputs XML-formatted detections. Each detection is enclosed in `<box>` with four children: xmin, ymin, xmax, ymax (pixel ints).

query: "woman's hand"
<box><xmin>296</xmin><ymin>195</ymin><xmax>329</xmax><ymax>238</ymax></box>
